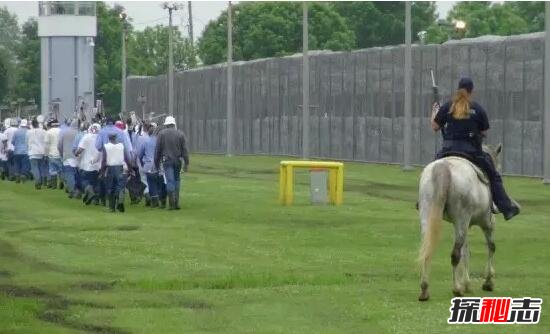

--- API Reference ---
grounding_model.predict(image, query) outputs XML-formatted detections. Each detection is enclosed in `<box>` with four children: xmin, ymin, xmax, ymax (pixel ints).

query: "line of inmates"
<box><xmin>0</xmin><ymin>115</ymin><xmax>189</xmax><ymax>212</ymax></box>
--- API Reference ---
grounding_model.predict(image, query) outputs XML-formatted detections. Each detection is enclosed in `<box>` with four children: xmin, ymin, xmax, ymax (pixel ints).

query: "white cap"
<box><xmin>37</xmin><ymin>115</ymin><xmax>45</xmax><ymax>123</ymax></box>
<box><xmin>20</xmin><ymin>119</ymin><xmax>28</xmax><ymax>127</ymax></box>
<box><xmin>164</xmin><ymin>116</ymin><xmax>176</xmax><ymax>126</ymax></box>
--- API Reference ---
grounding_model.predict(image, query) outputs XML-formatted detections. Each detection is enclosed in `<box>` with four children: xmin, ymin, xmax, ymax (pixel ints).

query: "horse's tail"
<box><xmin>418</xmin><ymin>161</ymin><xmax>451</xmax><ymax>265</ymax></box>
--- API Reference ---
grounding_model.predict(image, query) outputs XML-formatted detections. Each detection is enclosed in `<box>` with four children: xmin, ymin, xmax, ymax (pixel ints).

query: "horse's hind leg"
<box><xmin>461</xmin><ymin>239</ymin><xmax>472</xmax><ymax>293</ymax></box>
<box><xmin>481</xmin><ymin>222</ymin><xmax>496</xmax><ymax>291</ymax></box>
<box><xmin>451</xmin><ymin>220</ymin><xmax>468</xmax><ymax>297</ymax></box>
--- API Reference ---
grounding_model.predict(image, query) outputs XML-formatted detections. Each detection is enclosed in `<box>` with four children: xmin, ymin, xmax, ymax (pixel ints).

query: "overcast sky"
<box><xmin>2</xmin><ymin>1</ymin><xmax>455</xmax><ymax>38</ymax></box>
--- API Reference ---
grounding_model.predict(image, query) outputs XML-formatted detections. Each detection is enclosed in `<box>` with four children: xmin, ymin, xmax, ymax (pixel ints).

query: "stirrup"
<box><xmin>491</xmin><ymin>203</ymin><xmax>500</xmax><ymax>214</ymax></box>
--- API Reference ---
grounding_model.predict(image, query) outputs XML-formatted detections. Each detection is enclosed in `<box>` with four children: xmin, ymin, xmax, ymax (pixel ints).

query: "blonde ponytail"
<box><xmin>450</xmin><ymin>89</ymin><xmax>470</xmax><ymax>120</ymax></box>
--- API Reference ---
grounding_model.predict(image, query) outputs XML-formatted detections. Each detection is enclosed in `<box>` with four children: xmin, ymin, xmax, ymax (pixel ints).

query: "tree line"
<box><xmin>0</xmin><ymin>1</ymin><xmax>545</xmax><ymax>115</ymax></box>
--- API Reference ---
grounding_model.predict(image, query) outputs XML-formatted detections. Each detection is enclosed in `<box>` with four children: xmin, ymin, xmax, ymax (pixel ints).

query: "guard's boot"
<box><xmin>144</xmin><ymin>194</ymin><xmax>151</xmax><ymax>207</ymax></box>
<box><xmin>150</xmin><ymin>196</ymin><xmax>159</xmax><ymax>208</ymax></box>
<box><xmin>174</xmin><ymin>191</ymin><xmax>181</xmax><ymax>210</ymax></box>
<box><xmin>491</xmin><ymin>176</ymin><xmax>520</xmax><ymax>221</ymax></box>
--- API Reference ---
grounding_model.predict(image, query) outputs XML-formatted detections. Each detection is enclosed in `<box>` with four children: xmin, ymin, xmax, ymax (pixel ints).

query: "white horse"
<box><xmin>417</xmin><ymin>144</ymin><xmax>502</xmax><ymax>301</ymax></box>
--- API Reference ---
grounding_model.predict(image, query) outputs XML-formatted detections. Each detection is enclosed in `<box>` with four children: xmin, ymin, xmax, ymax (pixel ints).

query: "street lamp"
<box><xmin>119</xmin><ymin>11</ymin><xmax>128</xmax><ymax>115</ymax></box>
<box><xmin>137</xmin><ymin>94</ymin><xmax>147</xmax><ymax>121</ymax></box>
<box><xmin>417</xmin><ymin>30</ymin><xmax>427</xmax><ymax>45</ymax></box>
<box><xmin>453</xmin><ymin>19</ymin><xmax>467</xmax><ymax>39</ymax></box>
<box><xmin>162</xmin><ymin>2</ymin><xmax>181</xmax><ymax>116</ymax></box>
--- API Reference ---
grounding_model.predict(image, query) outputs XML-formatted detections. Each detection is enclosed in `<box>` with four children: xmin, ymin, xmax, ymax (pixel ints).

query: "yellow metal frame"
<box><xmin>279</xmin><ymin>160</ymin><xmax>344</xmax><ymax>206</ymax></box>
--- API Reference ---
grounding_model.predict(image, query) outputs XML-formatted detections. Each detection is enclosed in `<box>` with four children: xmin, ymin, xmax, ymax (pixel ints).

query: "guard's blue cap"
<box><xmin>458</xmin><ymin>77</ymin><xmax>474</xmax><ymax>93</ymax></box>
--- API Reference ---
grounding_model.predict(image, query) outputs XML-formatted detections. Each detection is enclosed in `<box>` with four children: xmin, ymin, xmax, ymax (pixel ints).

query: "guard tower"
<box><xmin>38</xmin><ymin>1</ymin><xmax>96</xmax><ymax>121</ymax></box>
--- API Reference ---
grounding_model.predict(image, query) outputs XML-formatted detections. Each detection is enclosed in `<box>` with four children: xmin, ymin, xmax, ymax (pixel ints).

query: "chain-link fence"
<box><xmin>126</xmin><ymin>32</ymin><xmax>545</xmax><ymax>177</ymax></box>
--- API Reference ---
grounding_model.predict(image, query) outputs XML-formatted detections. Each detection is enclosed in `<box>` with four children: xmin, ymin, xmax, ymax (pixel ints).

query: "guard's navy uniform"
<box><xmin>434</xmin><ymin>101</ymin><xmax>516</xmax><ymax>217</ymax></box>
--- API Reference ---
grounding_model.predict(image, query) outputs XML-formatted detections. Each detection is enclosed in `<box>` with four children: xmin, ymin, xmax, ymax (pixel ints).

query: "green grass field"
<box><xmin>0</xmin><ymin>154</ymin><xmax>549</xmax><ymax>333</ymax></box>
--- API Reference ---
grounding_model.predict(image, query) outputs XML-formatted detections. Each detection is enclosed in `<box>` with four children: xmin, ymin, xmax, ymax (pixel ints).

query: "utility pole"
<box><xmin>302</xmin><ymin>2</ymin><xmax>309</xmax><ymax>159</ymax></box>
<box><xmin>120</xmin><ymin>11</ymin><xmax>128</xmax><ymax>115</ymax></box>
<box><xmin>163</xmin><ymin>2</ymin><xmax>180</xmax><ymax>116</ymax></box>
<box><xmin>402</xmin><ymin>1</ymin><xmax>414</xmax><ymax>171</ymax></box>
<box><xmin>544</xmin><ymin>2</ymin><xmax>550</xmax><ymax>183</ymax></box>
<box><xmin>226</xmin><ymin>1</ymin><xmax>233</xmax><ymax>156</ymax></box>
<box><xmin>188</xmin><ymin>1</ymin><xmax>194</xmax><ymax>45</ymax></box>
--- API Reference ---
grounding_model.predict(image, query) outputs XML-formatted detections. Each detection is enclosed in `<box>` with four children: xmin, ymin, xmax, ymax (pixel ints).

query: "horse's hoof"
<box><xmin>452</xmin><ymin>289</ymin><xmax>464</xmax><ymax>297</ymax></box>
<box><xmin>482</xmin><ymin>282</ymin><xmax>494</xmax><ymax>292</ymax></box>
<box><xmin>418</xmin><ymin>292</ymin><xmax>430</xmax><ymax>301</ymax></box>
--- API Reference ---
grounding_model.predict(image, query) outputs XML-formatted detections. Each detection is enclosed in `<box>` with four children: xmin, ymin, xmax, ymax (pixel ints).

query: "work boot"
<box><xmin>59</xmin><ymin>180</ymin><xmax>64</xmax><ymax>190</ymax></box>
<box><xmin>108</xmin><ymin>195</ymin><xmax>116</xmax><ymax>212</ymax></box>
<box><xmin>117</xmin><ymin>201</ymin><xmax>125</xmax><ymax>212</ymax></box>
<box><xmin>49</xmin><ymin>177</ymin><xmax>57</xmax><ymax>189</ymax></box>
<box><xmin>42</xmin><ymin>177</ymin><xmax>48</xmax><ymax>189</ymax></box>
<box><xmin>144</xmin><ymin>194</ymin><xmax>151</xmax><ymax>207</ymax></box>
<box><xmin>74</xmin><ymin>189</ymin><xmax>82</xmax><ymax>199</ymax></box>
<box><xmin>150</xmin><ymin>196</ymin><xmax>159</xmax><ymax>208</ymax></box>
<box><xmin>1</xmin><ymin>171</ymin><xmax>6</xmax><ymax>180</ymax></box>
<box><xmin>174</xmin><ymin>191</ymin><xmax>180</xmax><ymax>210</ymax></box>
<box><xmin>167</xmin><ymin>192</ymin><xmax>175</xmax><ymax>210</ymax></box>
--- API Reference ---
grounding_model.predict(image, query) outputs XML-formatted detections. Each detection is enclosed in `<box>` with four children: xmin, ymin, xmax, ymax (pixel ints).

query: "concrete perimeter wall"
<box><xmin>127</xmin><ymin>32</ymin><xmax>545</xmax><ymax>177</ymax></box>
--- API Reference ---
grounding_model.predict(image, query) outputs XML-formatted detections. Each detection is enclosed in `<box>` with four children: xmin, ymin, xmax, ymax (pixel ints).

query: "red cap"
<box><xmin>115</xmin><ymin>120</ymin><xmax>125</xmax><ymax>130</ymax></box>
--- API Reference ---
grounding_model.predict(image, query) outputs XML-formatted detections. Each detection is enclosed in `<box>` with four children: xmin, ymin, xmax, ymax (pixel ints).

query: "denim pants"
<box><xmin>163</xmin><ymin>159</ymin><xmax>182</xmax><ymax>193</ymax></box>
<box><xmin>146</xmin><ymin>172</ymin><xmax>166</xmax><ymax>199</ymax></box>
<box><xmin>13</xmin><ymin>154</ymin><xmax>27</xmax><ymax>177</ymax></box>
<box><xmin>81</xmin><ymin>170</ymin><xmax>99</xmax><ymax>194</ymax></box>
<box><xmin>63</xmin><ymin>165</ymin><xmax>77</xmax><ymax>193</ymax></box>
<box><xmin>30</xmin><ymin>157</ymin><xmax>48</xmax><ymax>184</ymax></box>
<box><xmin>105</xmin><ymin>166</ymin><xmax>124</xmax><ymax>197</ymax></box>
<box><xmin>48</xmin><ymin>157</ymin><xmax>63</xmax><ymax>177</ymax></box>
<box><xmin>0</xmin><ymin>160</ymin><xmax>7</xmax><ymax>175</ymax></box>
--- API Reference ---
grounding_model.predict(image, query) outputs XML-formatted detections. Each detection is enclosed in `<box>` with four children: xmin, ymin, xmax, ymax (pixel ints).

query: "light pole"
<box><xmin>226</xmin><ymin>1</ymin><xmax>233</xmax><ymax>156</ymax></box>
<box><xmin>163</xmin><ymin>2</ymin><xmax>181</xmax><ymax>116</ymax></box>
<box><xmin>402</xmin><ymin>1</ymin><xmax>413</xmax><ymax>171</ymax></box>
<box><xmin>544</xmin><ymin>2</ymin><xmax>550</xmax><ymax>184</ymax></box>
<box><xmin>302</xmin><ymin>1</ymin><xmax>309</xmax><ymax>159</ymax></box>
<box><xmin>119</xmin><ymin>11</ymin><xmax>128</xmax><ymax>115</ymax></box>
<box><xmin>137</xmin><ymin>94</ymin><xmax>147</xmax><ymax>121</ymax></box>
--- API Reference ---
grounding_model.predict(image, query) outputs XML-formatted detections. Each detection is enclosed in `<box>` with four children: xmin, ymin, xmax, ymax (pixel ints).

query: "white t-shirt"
<box><xmin>0</xmin><ymin>132</ymin><xmax>8</xmax><ymax>161</ymax></box>
<box><xmin>4</xmin><ymin>127</ymin><xmax>17</xmax><ymax>151</ymax></box>
<box><xmin>78</xmin><ymin>133</ymin><xmax>101</xmax><ymax>171</ymax></box>
<box><xmin>27</xmin><ymin>128</ymin><xmax>47</xmax><ymax>157</ymax></box>
<box><xmin>45</xmin><ymin>127</ymin><xmax>61</xmax><ymax>158</ymax></box>
<box><xmin>104</xmin><ymin>142</ymin><xmax>125</xmax><ymax>166</ymax></box>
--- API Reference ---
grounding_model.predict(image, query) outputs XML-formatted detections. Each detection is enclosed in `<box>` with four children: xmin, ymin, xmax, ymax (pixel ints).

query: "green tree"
<box><xmin>128</xmin><ymin>25</ymin><xmax>197</xmax><ymax>76</ymax></box>
<box><xmin>0</xmin><ymin>6</ymin><xmax>20</xmax><ymax>99</ymax></box>
<box><xmin>198</xmin><ymin>2</ymin><xmax>355</xmax><ymax>65</ymax></box>
<box><xmin>332</xmin><ymin>1</ymin><xmax>438</xmax><ymax>48</ymax></box>
<box><xmin>14</xmin><ymin>19</ymin><xmax>40</xmax><ymax>106</ymax></box>
<box><xmin>95</xmin><ymin>2</ymin><xmax>126</xmax><ymax>115</ymax></box>
<box><xmin>504</xmin><ymin>1</ymin><xmax>544</xmax><ymax>32</ymax></box>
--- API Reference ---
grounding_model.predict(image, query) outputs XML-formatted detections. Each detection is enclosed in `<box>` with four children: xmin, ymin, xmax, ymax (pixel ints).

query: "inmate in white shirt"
<box><xmin>78</xmin><ymin>133</ymin><xmax>101</xmax><ymax>171</ymax></box>
<box><xmin>104</xmin><ymin>142</ymin><xmax>125</xmax><ymax>166</ymax></box>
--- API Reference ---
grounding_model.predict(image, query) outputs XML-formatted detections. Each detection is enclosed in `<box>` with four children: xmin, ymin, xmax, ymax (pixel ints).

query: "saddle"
<box><xmin>440</xmin><ymin>152</ymin><xmax>489</xmax><ymax>185</ymax></box>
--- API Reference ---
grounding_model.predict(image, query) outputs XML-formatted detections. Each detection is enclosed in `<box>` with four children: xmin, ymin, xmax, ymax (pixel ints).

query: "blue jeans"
<box><xmin>63</xmin><ymin>165</ymin><xmax>77</xmax><ymax>193</ymax></box>
<box><xmin>81</xmin><ymin>170</ymin><xmax>99</xmax><ymax>194</ymax></box>
<box><xmin>146</xmin><ymin>172</ymin><xmax>166</xmax><ymax>199</ymax></box>
<box><xmin>105</xmin><ymin>166</ymin><xmax>124</xmax><ymax>197</ymax></box>
<box><xmin>163</xmin><ymin>159</ymin><xmax>182</xmax><ymax>193</ymax></box>
<box><xmin>48</xmin><ymin>158</ymin><xmax>63</xmax><ymax>176</ymax></box>
<box><xmin>0</xmin><ymin>160</ymin><xmax>7</xmax><ymax>176</ymax></box>
<box><xmin>30</xmin><ymin>157</ymin><xmax>48</xmax><ymax>184</ymax></box>
<box><xmin>13</xmin><ymin>154</ymin><xmax>27</xmax><ymax>177</ymax></box>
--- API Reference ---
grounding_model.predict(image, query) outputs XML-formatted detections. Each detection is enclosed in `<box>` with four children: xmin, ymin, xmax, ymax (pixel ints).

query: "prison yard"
<box><xmin>0</xmin><ymin>154</ymin><xmax>548</xmax><ymax>333</ymax></box>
